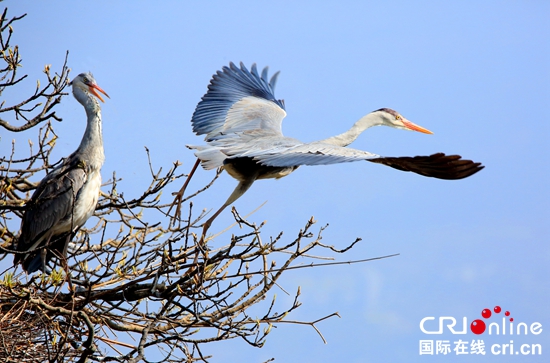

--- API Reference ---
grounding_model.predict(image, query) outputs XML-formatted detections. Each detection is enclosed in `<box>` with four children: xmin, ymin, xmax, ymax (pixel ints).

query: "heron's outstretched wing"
<box><xmin>254</xmin><ymin>148</ymin><xmax>483</xmax><ymax>179</ymax></box>
<box><xmin>207</xmin><ymin>133</ymin><xmax>380</xmax><ymax>167</ymax></box>
<box><xmin>214</xmin><ymin>134</ymin><xmax>483</xmax><ymax>179</ymax></box>
<box><xmin>191</xmin><ymin>62</ymin><xmax>286</xmax><ymax>140</ymax></box>
<box><xmin>368</xmin><ymin>153</ymin><xmax>484</xmax><ymax>180</ymax></box>
<box><xmin>14</xmin><ymin>159</ymin><xmax>88</xmax><ymax>268</ymax></box>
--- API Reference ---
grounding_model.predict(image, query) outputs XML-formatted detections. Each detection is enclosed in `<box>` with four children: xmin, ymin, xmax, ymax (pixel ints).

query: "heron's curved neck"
<box><xmin>318</xmin><ymin>112</ymin><xmax>383</xmax><ymax>147</ymax></box>
<box><xmin>73</xmin><ymin>89</ymin><xmax>105</xmax><ymax>169</ymax></box>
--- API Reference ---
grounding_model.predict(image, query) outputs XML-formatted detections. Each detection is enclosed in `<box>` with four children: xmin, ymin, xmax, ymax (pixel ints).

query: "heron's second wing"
<box><xmin>368</xmin><ymin>153</ymin><xmax>484</xmax><ymax>180</ymax></box>
<box><xmin>214</xmin><ymin>135</ymin><xmax>380</xmax><ymax>167</ymax></box>
<box><xmin>192</xmin><ymin>62</ymin><xmax>287</xmax><ymax>140</ymax></box>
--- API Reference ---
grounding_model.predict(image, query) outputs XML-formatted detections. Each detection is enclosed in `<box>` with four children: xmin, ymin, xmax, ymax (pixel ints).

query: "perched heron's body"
<box><xmin>14</xmin><ymin>73</ymin><xmax>109</xmax><ymax>273</ymax></box>
<box><xmin>174</xmin><ymin>62</ymin><xmax>483</xmax><ymax>237</ymax></box>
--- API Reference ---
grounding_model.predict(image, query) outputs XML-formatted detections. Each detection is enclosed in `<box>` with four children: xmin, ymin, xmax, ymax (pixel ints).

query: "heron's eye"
<box><xmin>396</xmin><ymin>115</ymin><xmax>402</xmax><ymax>121</ymax></box>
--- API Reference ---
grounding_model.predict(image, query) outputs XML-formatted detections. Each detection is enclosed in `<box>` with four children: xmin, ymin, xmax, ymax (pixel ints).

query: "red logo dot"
<box><xmin>494</xmin><ymin>306</ymin><xmax>502</xmax><ymax>313</ymax></box>
<box><xmin>482</xmin><ymin>309</ymin><xmax>492</xmax><ymax>319</ymax></box>
<box><xmin>505</xmin><ymin>311</ymin><xmax>510</xmax><ymax>316</ymax></box>
<box><xmin>471</xmin><ymin>319</ymin><xmax>486</xmax><ymax>335</ymax></box>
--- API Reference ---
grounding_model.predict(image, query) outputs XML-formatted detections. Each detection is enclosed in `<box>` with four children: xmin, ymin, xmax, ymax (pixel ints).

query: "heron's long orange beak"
<box><xmin>403</xmin><ymin>119</ymin><xmax>433</xmax><ymax>134</ymax></box>
<box><xmin>89</xmin><ymin>84</ymin><xmax>110</xmax><ymax>103</ymax></box>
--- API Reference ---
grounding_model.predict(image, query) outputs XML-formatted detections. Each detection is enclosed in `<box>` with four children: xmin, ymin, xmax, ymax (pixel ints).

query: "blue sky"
<box><xmin>3</xmin><ymin>1</ymin><xmax>549</xmax><ymax>362</ymax></box>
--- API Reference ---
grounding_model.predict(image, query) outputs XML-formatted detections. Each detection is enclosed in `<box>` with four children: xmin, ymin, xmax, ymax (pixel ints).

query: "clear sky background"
<box><xmin>3</xmin><ymin>1</ymin><xmax>549</xmax><ymax>362</ymax></box>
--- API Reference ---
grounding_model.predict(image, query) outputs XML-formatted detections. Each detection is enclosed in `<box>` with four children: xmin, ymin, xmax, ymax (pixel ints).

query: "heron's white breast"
<box><xmin>75</xmin><ymin>170</ymin><xmax>101</xmax><ymax>223</ymax></box>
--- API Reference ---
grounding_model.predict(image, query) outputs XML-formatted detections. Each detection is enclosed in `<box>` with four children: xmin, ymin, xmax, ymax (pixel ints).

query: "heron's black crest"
<box><xmin>374</xmin><ymin>108</ymin><xmax>399</xmax><ymax>117</ymax></box>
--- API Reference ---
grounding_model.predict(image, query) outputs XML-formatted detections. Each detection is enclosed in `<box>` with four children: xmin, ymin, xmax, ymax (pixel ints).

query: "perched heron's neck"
<box><xmin>74</xmin><ymin>92</ymin><xmax>105</xmax><ymax>169</ymax></box>
<box><xmin>318</xmin><ymin>112</ymin><xmax>384</xmax><ymax>147</ymax></box>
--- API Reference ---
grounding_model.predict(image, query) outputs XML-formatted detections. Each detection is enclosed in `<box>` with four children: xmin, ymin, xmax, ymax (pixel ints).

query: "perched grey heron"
<box><xmin>13</xmin><ymin>72</ymin><xmax>109</xmax><ymax>273</ymax></box>
<box><xmin>173</xmin><ymin>62</ymin><xmax>483</xmax><ymax>237</ymax></box>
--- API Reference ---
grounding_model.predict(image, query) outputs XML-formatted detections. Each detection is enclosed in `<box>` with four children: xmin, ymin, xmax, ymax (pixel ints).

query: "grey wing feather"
<box><xmin>211</xmin><ymin>134</ymin><xmax>380</xmax><ymax>167</ymax></box>
<box><xmin>191</xmin><ymin>62</ymin><xmax>286</xmax><ymax>140</ymax></box>
<box><xmin>15</xmin><ymin>159</ymin><xmax>88</xmax><ymax>254</ymax></box>
<box><xmin>252</xmin><ymin>142</ymin><xmax>380</xmax><ymax>167</ymax></box>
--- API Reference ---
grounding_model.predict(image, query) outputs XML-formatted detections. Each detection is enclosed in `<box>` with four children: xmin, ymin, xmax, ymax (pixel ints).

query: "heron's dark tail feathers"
<box><xmin>369</xmin><ymin>153</ymin><xmax>484</xmax><ymax>180</ymax></box>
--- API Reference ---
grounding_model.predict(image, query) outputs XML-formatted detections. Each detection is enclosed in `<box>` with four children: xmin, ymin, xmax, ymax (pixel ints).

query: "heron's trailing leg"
<box><xmin>199</xmin><ymin>178</ymin><xmax>256</xmax><ymax>244</ymax></box>
<box><xmin>191</xmin><ymin>178</ymin><xmax>255</xmax><ymax>287</ymax></box>
<box><xmin>193</xmin><ymin>180</ymin><xmax>251</xmax><ymax>286</ymax></box>
<box><xmin>169</xmin><ymin>158</ymin><xmax>201</xmax><ymax>222</ymax></box>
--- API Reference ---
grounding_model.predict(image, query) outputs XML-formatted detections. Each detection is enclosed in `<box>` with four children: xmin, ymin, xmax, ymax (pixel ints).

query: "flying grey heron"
<box><xmin>173</xmin><ymin>62</ymin><xmax>483</xmax><ymax>238</ymax></box>
<box><xmin>13</xmin><ymin>72</ymin><xmax>109</xmax><ymax>273</ymax></box>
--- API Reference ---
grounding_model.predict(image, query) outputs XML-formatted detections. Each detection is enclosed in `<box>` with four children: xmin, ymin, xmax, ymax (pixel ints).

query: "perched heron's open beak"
<box><xmin>88</xmin><ymin>84</ymin><xmax>110</xmax><ymax>103</ymax></box>
<box><xmin>402</xmin><ymin>119</ymin><xmax>433</xmax><ymax>134</ymax></box>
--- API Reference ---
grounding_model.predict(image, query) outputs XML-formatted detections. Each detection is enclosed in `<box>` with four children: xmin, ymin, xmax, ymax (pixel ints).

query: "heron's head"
<box><xmin>70</xmin><ymin>72</ymin><xmax>110</xmax><ymax>103</ymax></box>
<box><xmin>374</xmin><ymin>108</ymin><xmax>433</xmax><ymax>134</ymax></box>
